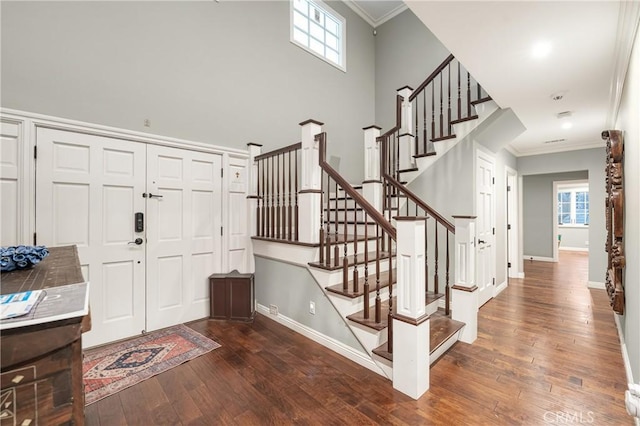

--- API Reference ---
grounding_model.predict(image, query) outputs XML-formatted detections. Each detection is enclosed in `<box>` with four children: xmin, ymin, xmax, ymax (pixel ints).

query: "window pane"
<box><xmin>293</xmin><ymin>11</ymin><xmax>308</xmax><ymax>32</ymax></box>
<box><xmin>325</xmin><ymin>16</ymin><xmax>339</xmax><ymax>35</ymax></box>
<box><xmin>310</xmin><ymin>21</ymin><xmax>324</xmax><ymax>42</ymax></box>
<box><xmin>560</xmin><ymin>192</ymin><xmax>571</xmax><ymax>202</ymax></box>
<box><xmin>309</xmin><ymin>38</ymin><xmax>324</xmax><ymax>56</ymax></box>
<box><xmin>293</xmin><ymin>28</ymin><xmax>308</xmax><ymax>47</ymax></box>
<box><xmin>561</xmin><ymin>213</ymin><xmax>571</xmax><ymax>224</ymax></box>
<box><xmin>325</xmin><ymin>48</ymin><xmax>339</xmax><ymax>64</ymax></box>
<box><xmin>310</xmin><ymin>7</ymin><xmax>324</xmax><ymax>26</ymax></box>
<box><xmin>325</xmin><ymin>32</ymin><xmax>338</xmax><ymax>50</ymax></box>
<box><xmin>294</xmin><ymin>0</ymin><xmax>308</xmax><ymax>15</ymax></box>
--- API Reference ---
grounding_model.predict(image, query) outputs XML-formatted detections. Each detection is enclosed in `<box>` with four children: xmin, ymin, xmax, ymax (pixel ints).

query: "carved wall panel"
<box><xmin>602</xmin><ymin>129</ymin><xmax>625</xmax><ymax>315</ymax></box>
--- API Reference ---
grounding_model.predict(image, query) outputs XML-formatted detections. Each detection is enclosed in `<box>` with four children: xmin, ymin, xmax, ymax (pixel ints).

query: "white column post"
<box><xmin>298</xmin><ymin>119</ymin><xmax>323</xmax><ymax>244</ymax></box>
<box><xmin>245</xmin><ymin>143</ymin><xmax>262</xmax><ymax>273</ymax></box>
<box><xmin>397</xmin><ymin>86</ymin><xmax>416</xmax><ymax>171</ymax></box>
<box><xmin>393</xmin><ymin>217</ymin><xmax>430</xmax><ymax>400</ymax></box>
<box><xmin>451</xmin><ymin>215</ymin><xmax>478</xmax><ymax>343</ymax></box>
<box><xmin>362</xmin><ymin>125</ymin><xmax>383</xmax><ymax>212</ymax></box>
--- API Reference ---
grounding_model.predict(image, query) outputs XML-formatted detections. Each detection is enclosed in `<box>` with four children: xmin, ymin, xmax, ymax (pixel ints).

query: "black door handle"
<box><xmin>478</xmin><ymin>239</ymin><xmax>486</xmax><ymax>244</ymax></box>
<box><xmin>128</xmin><ymin>238</ymin><xmax>144</xmax><ymax>245</ymax></box>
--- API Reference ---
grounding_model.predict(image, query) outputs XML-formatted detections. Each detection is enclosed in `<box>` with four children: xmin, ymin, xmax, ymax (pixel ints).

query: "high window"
<box><xmin>290</xmin><ymin>0</ymin><xmax>346</xmax><ymax>71</ymax></box>
<box><xmin>557</xmin><ymin>187</ymin><xmax>589</xmax><ymax>226</ymax></box>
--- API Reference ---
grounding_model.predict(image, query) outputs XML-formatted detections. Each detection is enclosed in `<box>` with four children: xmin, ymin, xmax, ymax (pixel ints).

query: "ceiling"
<box><xmin>350</xmin><ymin>1</ymin><xmax>638</xmax><ymax>157</ymax></box>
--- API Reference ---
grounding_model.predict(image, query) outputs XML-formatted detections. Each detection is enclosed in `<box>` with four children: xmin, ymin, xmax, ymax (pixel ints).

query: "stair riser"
<box><xmin>429</xmin><ymin>329</ymin><xmax>462</xmax><ymax>365</ymax></box>
<box><xmin>313</xmin><ymin>260</ymin><xmax>395</xmax><ymax>286</ymax></box>
<box><xmin>327</xmin><ymin>285</ymin><xmax>393</xmax><ymax>316</ymax></box>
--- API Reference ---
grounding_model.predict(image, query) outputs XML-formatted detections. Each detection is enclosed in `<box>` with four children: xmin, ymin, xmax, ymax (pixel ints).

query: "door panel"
<box><xmin>36</xmin><ymin>128</ymin><xmax>147</xmax><ymax>347</ymax></box>
<box><xmin>146</xmin><ymin>145</ymin><xmax>222</xmax><ymax>331</ymax></box>
<box><xmin>476</xmin><ymin>153</ymin><xmax>495</xmax><ymax>306</ymax></box>
<box><xmin>1</xmin><ymin>121</ymin><xmax>21</xmax><ymax>246</ymax></box>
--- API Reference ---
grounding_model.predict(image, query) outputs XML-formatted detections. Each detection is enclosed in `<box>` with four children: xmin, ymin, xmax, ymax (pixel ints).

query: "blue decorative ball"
<box><xmin>0</xmin><ymin>245</ymin><xmax>49</xmax><ymax>272</ymax></box>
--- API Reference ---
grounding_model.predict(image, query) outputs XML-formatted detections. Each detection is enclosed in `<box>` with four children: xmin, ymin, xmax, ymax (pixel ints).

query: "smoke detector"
<box><xmin>551</xmin><ymin>91</ymin><xmax>566</xmax><ymax>101</ymax></box>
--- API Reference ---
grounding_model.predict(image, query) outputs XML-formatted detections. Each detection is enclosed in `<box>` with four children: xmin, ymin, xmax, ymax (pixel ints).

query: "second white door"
<box><xmin>476</xmin><ymin>152</ymin><xmax>495</xmax><ymax>307</ymax></box>
<box><xmin>146</xmin><ymin>145</ymin><xmax>222</xmax><ymax>332</ymax></box>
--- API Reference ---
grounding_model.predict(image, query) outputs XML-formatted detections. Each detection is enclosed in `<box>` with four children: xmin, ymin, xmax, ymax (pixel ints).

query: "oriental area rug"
<box><xmin>83</xmin><ymin>324</ymin><xmax>220</xmax><ymax>405</ymax></box>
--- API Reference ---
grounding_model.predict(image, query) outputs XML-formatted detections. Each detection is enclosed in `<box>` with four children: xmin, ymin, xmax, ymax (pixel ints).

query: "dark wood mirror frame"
<box><xmin>603</xmin><ymin>129</ymin><xmax>625</xmax><ymax>315</ymax></box>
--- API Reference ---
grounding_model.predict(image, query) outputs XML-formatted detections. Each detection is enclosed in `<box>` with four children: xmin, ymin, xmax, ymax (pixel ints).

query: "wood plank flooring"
<box><xmin>85</xmin><ymin>251</ymin><xmax>632</xmax><ymax>425</ymax></box>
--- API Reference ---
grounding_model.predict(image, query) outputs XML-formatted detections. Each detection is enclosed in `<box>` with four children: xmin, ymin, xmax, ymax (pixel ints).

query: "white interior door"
<box><xmin>476</xmin><ymin>152</ymin><xmax>495</xmax><ymax>306</ymax></box>
<box><xmin>36</xmin><ymin>128</ymin><xmax>147</xmax><ymax>347</ymax></box>
<box><xmin>146</xmin><ymin>145</ymin><xmax>222</xmax><ymax>332</ymax></box>
<box><xmin>1</xmin><ymin>121</ymin><xmax>21</xmax><ymax>246</ymax></box>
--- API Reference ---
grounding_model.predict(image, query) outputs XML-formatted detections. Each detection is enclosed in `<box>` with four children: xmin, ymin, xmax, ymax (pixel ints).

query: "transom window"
<box><xmin>558</xmin><ymin>187</ymin><xmax>589</xmax><ymax>226</ymax></box>
<box><xmin>290</xmin><ymin>0</ymin><xmax>346</xmax><ymax>71</ymax></box>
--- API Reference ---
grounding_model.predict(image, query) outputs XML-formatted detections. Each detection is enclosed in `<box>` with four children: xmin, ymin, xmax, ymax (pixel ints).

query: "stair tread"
<box><xmin>325</xmin><ymin>268</ymin><xmax>396</xmax><ymax>299</ymax></box>
<box><xmin>431</xmin><ymin>134</ymin><xmax>456</xmax><ymax>142</ymax></box>
<box><xmin>450</xmin><ymin>114</ymin><xmax>479</xmax><ymax>125</ymax></box>
<box><xmin>470</xmin><ymin>96</ymin><xmax>492</xmax><ymax>106</ymax></box>
<box><xmin>413</xmin><ymin>152</ymin><xmax>437</xmax><ymax>159</ymax></box>
<box><xmin>398</xmin><ymin>167</ymin><xmax>419</xmax><ymax>174</ymax></box>
<box><xmin>372</xmin><ymin>310</ymin><xmax>465</xmax><ymax>362</ymax></box>
<box><xmin>346</xmin><ymin>292</ymin><xmax>444</xmax><ymax>331</ymax></box>
<box><xmin>309</xmin><ymin>250</ymin><xmax>394</xmax><ymax>271</ymax></box>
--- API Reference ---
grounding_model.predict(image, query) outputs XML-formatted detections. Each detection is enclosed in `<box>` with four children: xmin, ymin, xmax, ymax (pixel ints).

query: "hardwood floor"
<box><xmin>85</xmin><ymin>251</ymin><xmax>632</xmax><ymax>425</ymax></box>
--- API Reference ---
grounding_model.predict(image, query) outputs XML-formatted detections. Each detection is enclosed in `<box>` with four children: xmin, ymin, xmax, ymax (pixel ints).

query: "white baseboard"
<box><xmin>256</xmin><ymin>303</ymin><xmax>382</xmax><ymax>375</ymax></box>
<box><xmin>523</xmin><ymin>255</ymin><xmax>556</xmax><ymax>263</ymax></box>
<box><xmin>587</xmin><ymin>281</ymin><xmax>606</xmax><ymax>289</ymax></box>
<box><xmin>559</xmin><ymin>247</ymin><xmax>589</xmax><ymax>252</ymax></box>
<box><xmin>614</xmin><ymin>313</ymin><xmax>635</xmax><ymax>385</ymax></box>
<box><xmin>494</xmin><ymin>280</ymin><xmax>508</xmax><ymax>297</ymax></box>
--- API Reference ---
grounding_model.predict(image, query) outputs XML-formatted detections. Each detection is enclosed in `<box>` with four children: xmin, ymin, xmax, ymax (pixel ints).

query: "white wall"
<box><xmin>0</xmin><ymin>1</ymin><xmax>375</xmax><ymax>182</ymax></box>
<box><xmin>615</xmin><ymin>19</ymin><xmax>640</xmax><ymax>383</ymax></box>
<box><xmin>559</xmin><ymin>227</ymin><xmax>589</xmax><ymax>250</ymax></box>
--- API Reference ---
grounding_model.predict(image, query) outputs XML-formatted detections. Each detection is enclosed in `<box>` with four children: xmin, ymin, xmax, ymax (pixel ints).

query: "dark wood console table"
<box><xmin>1</xmin><ymin>245</ymin><xmax>90</xmax><ymax>425</ymax></box>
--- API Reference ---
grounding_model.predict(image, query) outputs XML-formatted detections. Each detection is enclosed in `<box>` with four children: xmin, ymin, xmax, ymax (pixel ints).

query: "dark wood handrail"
<box><xmin>255</xmin><ymin>142</ymin><xmax>301</xmax><ymax>161</ymax></box>
<box><xmin>380</xmin><ymin>95</ymin><xmax>403</xmax><ymax>139</ymax></box>
<box><xmin>382</xmin><ymin>169</ymin><xmax>455</xmax><ymax>233</ymax></box>
<box><xmin>408</xmin><ymin>54</ymin><xmax>455</xmax><ymax>102</ymax></box>
<box><xmin>317</xmin><ymin>132</ymin><xmax>396</xmax><ymax>240</ymax></box>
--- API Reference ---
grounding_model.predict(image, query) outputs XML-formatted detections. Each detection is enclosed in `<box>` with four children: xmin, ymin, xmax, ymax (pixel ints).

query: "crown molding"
<box><xmin>606</xmin><ymin>0</ymin><xmax>640</xmax><ymax>128</ymax></box>
<box><xmin>343</xmin><ymin>1</ymin><xmax>407</xmax><ymax>28</ymax></box>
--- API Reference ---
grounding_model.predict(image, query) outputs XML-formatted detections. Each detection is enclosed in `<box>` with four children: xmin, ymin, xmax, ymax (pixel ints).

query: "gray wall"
<box><xmin>559</xmin><ymin>227</ymin><xmax>589</xmax><ymax>250</ymax></box>
<box><xmin>522</xmin><ymin>171</ymin><xmax>588</xmax><ymax>258</ymax></box>
<box><xmin>0</xmin><ymin>1</ymin><xmax>375</xmax><ymax>182</ymax></box>
<box><xmin>254</xmin><ymin>256</ymin><xmax>364</xmax><ymax>352</ymax></box>
<box><xmin>374</xmin><ymin>8</ymin><xmax>450</xmax><ymax>131</ymax></box>
<box><xmin>518</xmin><ymin>149</ymin><xmax>605</xmax><ymax>283</ymax></box>
<box><xmin>615</xmin><ymin>23</ymin><xmax>640</xmax><ymax>382</ymax></box>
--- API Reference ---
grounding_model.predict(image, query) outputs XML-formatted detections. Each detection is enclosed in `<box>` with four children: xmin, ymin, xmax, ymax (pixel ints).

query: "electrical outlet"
<box><xmin>269</xmin><ymin>304</ymin><xmax>278</xmax><ymax>316</ymax></box>
<box><xmin>143</xmin><ymin>119</ymin><xmax>151</xmax><ymax>127</ymax></box>
<box><xmin>309</xmin><ymin>301</ymin><xmax>315</xmax><ymax>315</ymax></box>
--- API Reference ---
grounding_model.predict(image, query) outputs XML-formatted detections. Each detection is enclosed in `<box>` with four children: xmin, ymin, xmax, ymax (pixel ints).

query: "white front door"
<box><xmin>36</xmin><ymin>129</ymin><xmax>223</xmax><ymax>346</ymax></box>
<box><xmin>146</xmin><ymin>145</ymin><xmax>222</xmax><ymax>331</ymax></box>
<box><xmin>476</xmin><ymin>152</ymin><xmax>495</xmax><ymax>307</ymax></box>
<box><xmin>36</xmin><ymin>128</ymin><xmax>147</xmax><ymax>347</ymax></box>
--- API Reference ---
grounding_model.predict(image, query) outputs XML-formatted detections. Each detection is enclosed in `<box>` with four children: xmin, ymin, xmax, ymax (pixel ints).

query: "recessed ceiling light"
<box><xmin>561</xmin><ymin>122</ymin><xmax>573</xmax><ymax>130</ymax></box>
<box><xmin>532</xmin><ymin>41</ymin><xmax>552</xmax><ymax>58</ymax></box>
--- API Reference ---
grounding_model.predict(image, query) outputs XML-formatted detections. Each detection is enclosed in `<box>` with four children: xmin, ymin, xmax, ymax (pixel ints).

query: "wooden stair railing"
<box><xmin>254</xmin><ymin>142</ymin><xmax>301</xmax><ymax>241</ymax></box>
<box><xmin>380</xmin><ymin>55</ymin><xmax>490</xmax><ymax>180</ymax></box>
<box><xmin>317</xmin><ymin>131</ymin><xmax>397</xmax><ymax>353</ymax></box>
<box><xmin>381</xmin><ymin>136</ymin><xmax>455</xmax><ymax>315</ymax></box>
<box><xmin>406</xmin><ymin>54</ymin><xmax>490</xmax><ymax>172</ymax></box>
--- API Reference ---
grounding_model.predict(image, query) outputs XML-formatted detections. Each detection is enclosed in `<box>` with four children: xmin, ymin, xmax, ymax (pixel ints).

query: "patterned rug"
<box><xmin>83</xmin><ymin>324</ymin><xmax>220</xmax><ymax>405</ymax></box>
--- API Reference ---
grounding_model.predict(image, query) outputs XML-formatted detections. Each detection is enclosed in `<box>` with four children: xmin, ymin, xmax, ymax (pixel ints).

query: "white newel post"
<box><xmin>397</xmin><ymin>86</ymin><xmax>416</xmax><ymax>171</ymax></box>
<box><xmin>451</xmin><ymin>216</ymin><xmax>478</xmax><ymax>343</ymax></box>
<box><xmin>298</xmin><ymin>119</ymin><xmax>323</xmax><ymax>244</ymax></box>
<box><xmin>393</xmin><ymin>217</ymin><xmax>430</xmax><ymax>400</ymax></box>
<box><xmin>245</xmin><ymin>143</ymin><xmax>262</xmax><ymax>273</ymax></box>
<box><xmin>362</xmin><ymin>125</ymin><xmax>383</xmax><ymax>212</ymax></box>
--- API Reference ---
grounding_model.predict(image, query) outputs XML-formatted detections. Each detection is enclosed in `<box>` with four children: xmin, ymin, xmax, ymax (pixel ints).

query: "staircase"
<box><xmin>248</xmin><ymin>53</ymin><xmax>496</xmax><ymax>399</ymax></box>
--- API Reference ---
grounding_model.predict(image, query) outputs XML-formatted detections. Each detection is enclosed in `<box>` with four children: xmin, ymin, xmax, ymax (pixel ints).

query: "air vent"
<box><xmin>543</xmin><ymin>138</ymin><xmax>567</xmax><ymax>144</ymax></box>
<box><xmin>557</xmin><ymin>111</ymin><xmax>572</xmax><ymax>119</ymax></box>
